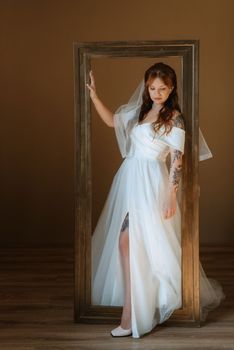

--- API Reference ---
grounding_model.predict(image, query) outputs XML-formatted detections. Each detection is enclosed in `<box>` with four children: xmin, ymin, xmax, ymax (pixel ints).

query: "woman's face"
<box><xmin>148</xmin><ymin>77</ymin><xmax>173</xmax><ymax>106</ymax></box>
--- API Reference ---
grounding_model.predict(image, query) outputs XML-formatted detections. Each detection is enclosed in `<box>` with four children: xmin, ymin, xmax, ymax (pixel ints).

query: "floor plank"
<box><xmin>0</xmin><ymin>248</ymin><xmax>233</xmax><ymax>349</ymax></box>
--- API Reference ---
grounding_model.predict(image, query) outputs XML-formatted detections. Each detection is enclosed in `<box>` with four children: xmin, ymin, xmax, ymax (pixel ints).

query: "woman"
<box><xmin>87</xmin><ymin>62</ymin><xmax>225</xmax><ymax>338</ymax></box>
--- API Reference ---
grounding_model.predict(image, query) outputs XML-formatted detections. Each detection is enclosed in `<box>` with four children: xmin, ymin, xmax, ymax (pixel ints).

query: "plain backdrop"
<box><xmin>0</xmin><ymin>0</ymin><xmax>233</xmax><ymax>247</ymax></box>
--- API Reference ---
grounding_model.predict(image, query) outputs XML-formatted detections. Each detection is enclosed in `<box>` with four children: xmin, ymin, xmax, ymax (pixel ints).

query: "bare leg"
<box><xmin>119</xmin><ymin>224</ymin><xmax>131</xmax><ymax>329</ymax></box>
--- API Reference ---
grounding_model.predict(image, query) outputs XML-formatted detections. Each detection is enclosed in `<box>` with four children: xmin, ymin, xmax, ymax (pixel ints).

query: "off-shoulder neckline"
<box><xmin>137</xmin><ymin>123</ymin><xmax>185</xmax><ymax>132</ymax></box>
<box><xmin>136</xmin><ymin>121</ymin><xmax>185</xmax><ymax>132</ymax></box>
<box><xmin>137</xmin><ymin>112</ymin><xmax>184</xmax><ymax>127</ymax></box>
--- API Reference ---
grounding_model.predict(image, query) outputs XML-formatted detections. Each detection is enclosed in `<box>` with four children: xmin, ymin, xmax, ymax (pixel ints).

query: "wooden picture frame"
<box><xmin>73</xmin><ymin>40</ymin><xmax>200</xmax><ymax>326</ymax></box>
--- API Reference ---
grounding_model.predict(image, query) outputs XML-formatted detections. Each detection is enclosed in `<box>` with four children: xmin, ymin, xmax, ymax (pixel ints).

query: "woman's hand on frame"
<box><xmin>86</xmin><ymin>70</ymin><xmax>98</xmax><ymax>100</ymax></box>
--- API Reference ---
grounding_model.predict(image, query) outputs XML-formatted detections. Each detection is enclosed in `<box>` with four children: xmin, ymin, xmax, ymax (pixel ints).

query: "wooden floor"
<box><xmin>0</xmin><ymin>248</ymin><xmax>233</xmax><ymax>350</ymax></box>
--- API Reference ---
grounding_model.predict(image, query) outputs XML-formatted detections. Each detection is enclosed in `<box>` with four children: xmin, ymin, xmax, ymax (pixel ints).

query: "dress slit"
<box><xmin>120</xmin><ymin>212</ymin><xmax>129</xmax><ymax>232</ymax></box>
<box><xmin>118</xmin><ymin>210</ymin><xmax>133</xmax><ymax>332</ymax></box>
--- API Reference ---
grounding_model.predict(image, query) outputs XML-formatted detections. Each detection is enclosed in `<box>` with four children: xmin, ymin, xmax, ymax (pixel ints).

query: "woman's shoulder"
<box><xmin>171</xmin><ymin>110</ymin><xmax>185</xmax><ymax>130</ymax></box>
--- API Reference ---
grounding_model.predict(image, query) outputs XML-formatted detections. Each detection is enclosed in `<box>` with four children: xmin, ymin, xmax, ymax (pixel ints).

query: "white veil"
<box><xmin>113</xmin><ymin>80</ymin><xmax>213</xmax><ymax>162</ymax></box>
<box><xmin>113</xmin><ymin>81</ymin><xmax>145</xmax><ymax>158</ymax></box>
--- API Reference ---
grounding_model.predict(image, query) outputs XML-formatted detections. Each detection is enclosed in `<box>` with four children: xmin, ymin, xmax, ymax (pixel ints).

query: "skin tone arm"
<box><xmin>163</xmin><ymin>114</ymin><xmax>185</xmax><ymax>219</ymax></box>
<box><xmin>163</xmin><ymin>148</ymin><xmax>183</xmax><ymax>219</ymax></box>
<box><xmin>86</xmin><ymin>71</ymin><xmax>114</xmax><ymax>127</ymax></box>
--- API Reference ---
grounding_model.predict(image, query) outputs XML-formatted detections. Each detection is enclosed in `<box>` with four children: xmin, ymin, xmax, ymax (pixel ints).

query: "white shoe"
<box><xmin>110</xmin><ymin>325</ymin><xmax>132</xmax><ymax>337</ymax></box>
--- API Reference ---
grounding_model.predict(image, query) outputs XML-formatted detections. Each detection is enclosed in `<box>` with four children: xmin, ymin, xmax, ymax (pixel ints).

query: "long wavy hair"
<box><xmin>138</xmin><ymin>62</ymin><xmax>185</xmax><ymax>135</ymax></box>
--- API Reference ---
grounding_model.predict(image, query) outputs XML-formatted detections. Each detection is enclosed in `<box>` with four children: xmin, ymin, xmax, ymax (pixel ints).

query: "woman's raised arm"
<box><xmin>86</xmin><ymin>71</ymin><xmax>114</xmax><ymax>127</ymax></box>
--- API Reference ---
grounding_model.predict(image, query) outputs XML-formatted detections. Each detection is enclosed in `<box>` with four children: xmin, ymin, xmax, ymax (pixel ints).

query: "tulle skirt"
<box><xmin>91</xmin><ymin>156</ymin><xmax>225</xmax><ymax>338</ymax></box>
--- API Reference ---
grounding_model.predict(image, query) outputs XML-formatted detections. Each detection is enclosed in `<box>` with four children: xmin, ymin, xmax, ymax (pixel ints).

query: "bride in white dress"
<box><xmin>86</xmin><ymin>62</ymin><xmax>225</xmax><ymax>339</ymax></box>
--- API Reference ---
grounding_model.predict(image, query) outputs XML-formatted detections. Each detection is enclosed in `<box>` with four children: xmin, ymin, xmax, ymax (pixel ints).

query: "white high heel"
<box><xmin>110</xmin><ymin>325</ymin><xmax>132</xmax><ymax>337</ymax></box>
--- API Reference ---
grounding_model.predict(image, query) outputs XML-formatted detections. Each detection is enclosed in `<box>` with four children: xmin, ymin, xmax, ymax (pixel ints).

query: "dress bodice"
<box><xmin>125</xmin><ymin>121</ymin><xmax>185</xmax><ymax>162</ymax></box>
<box><xmin>114</xmin><ymin>107</ymin><xmax>211</xmax><ymax>162</ymax></box>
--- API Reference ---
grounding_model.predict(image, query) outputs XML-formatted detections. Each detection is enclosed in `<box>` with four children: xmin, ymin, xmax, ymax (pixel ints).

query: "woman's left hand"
<box><xmin>162</xmin><ymin>191</ymin><xmax>177</xmax><ymax>219</ymax></box>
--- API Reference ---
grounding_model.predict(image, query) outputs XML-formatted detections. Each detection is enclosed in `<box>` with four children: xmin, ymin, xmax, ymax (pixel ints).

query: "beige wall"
<box><xmin>0</xmin><ymin>0</ymin><xmax>233</xmax><ymax>247</ymax></box>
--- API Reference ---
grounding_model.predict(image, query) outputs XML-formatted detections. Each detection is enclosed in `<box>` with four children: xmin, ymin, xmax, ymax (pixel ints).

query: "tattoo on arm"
<box><xmin>172</xmin><ymin>149</ymin><xmax>182</xmax><ymax>162</ymax></box>
<box><xmin>169</xmin><ymin>149</ymin><xmax>183</xmax><ymax>192</ymax></box>
<box><xmin>168</xmin><ymin>113</ymin><xmax>185</xmax><ymax>192</ymax></box>
<box><xmin>171</xmin><ymin>164</ymin><xmax>182</xmax><ymax>191</ymax></box>
<box><xmin>172</xmin><ymin>113</ymin><xmax>185</xmax><ymax>130</ymax></box>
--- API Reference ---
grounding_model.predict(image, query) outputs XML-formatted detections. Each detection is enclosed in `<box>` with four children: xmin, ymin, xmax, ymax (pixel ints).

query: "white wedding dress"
<box><xmin>91</xmin><ymin>84</ymin><xmax>225</xmax><ymax>338</ymax></box>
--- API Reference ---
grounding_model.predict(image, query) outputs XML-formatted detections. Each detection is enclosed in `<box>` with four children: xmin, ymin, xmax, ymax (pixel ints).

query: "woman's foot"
<box><xmin>110</xmin><ymin>325</ymin><xmax>132</xmax><ymax>337</ymax></box>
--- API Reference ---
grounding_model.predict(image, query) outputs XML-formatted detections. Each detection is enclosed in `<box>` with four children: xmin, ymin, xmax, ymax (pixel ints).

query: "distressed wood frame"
<box><xmin>73</xmin><ymin>40</ymin><xmax>200</xmax><ymax>326</ymax></box>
